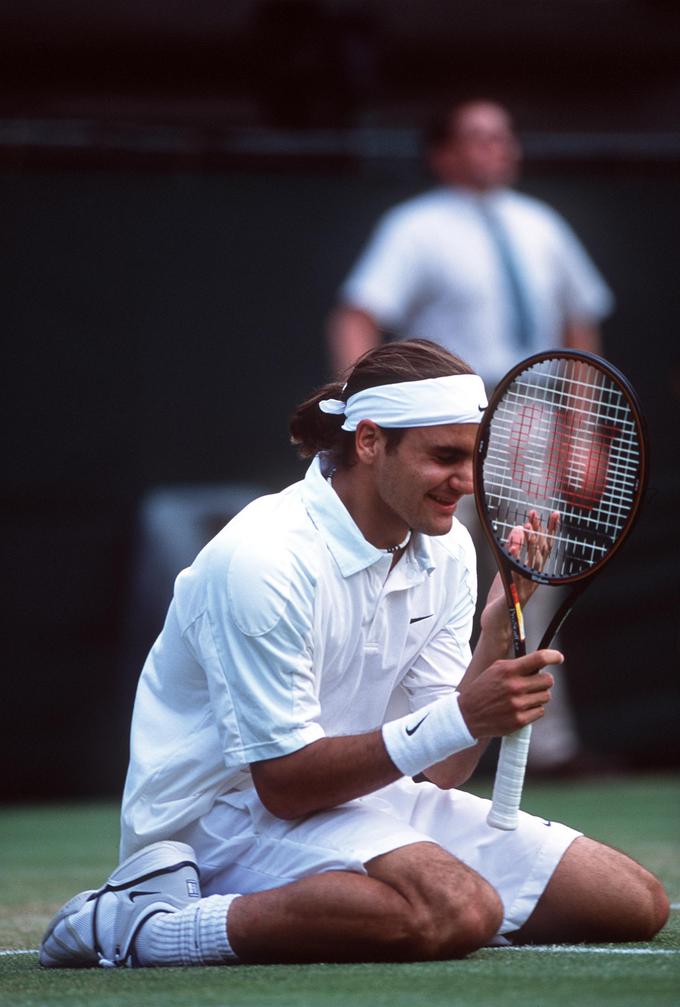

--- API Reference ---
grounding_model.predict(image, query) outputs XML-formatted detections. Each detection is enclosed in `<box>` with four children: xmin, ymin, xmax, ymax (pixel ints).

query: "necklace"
<box><xmin>381</xmin><ymin>529</ymin><xmax>412</xmax><ymax>554</ymax></box>
<box><xmin>327</xmin><ymin>469</ymin><xmax>411</xmax><ymax>555</ymax></box>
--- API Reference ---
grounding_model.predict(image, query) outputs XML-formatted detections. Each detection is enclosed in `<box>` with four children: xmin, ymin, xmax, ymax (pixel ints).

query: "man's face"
<box><xmin>371</xmin><ymin>423</ymin><xmax>477</xmax><ymax>538</ymax></box>
<box><xmin>433</xmin><ymin>101</ymin><xmax>521</xmax><ymax>192</ymax></box>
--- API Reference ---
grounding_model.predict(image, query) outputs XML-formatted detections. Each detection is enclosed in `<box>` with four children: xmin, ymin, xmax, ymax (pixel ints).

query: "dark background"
<box><xmin>3</xmin><ymin>1</ymin><xmax>679</xmax><ymax>799</ymax></box>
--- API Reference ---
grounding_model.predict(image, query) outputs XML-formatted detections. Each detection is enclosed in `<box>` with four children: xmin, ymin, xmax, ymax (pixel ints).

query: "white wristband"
<box><xmin>382</xmin><ymin>693</ymin><xmax>476</xmax><ymax>779</ymax></box>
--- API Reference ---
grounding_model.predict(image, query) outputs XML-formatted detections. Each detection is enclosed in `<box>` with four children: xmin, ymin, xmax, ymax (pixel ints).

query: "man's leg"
<box><xmin>225</xmin><ymin>841</ymin><xmax>503</xmax><ymax>963</ymax></box>
<box><xmin>512</xmin><ymin>836</ymin><xmax>669</xmax><ymax>944</ymax></box>
<box><xmin>42</xmin><ymin>838</ymin><xmax>503</xmax><ymax>967</ymax></box>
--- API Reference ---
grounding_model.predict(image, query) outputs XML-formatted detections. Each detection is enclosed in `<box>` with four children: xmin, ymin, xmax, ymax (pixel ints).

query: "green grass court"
<box><xmin>2</xmin><ymin>775</ymin><xmax>679</xmax><ymax>1006</ymax></box>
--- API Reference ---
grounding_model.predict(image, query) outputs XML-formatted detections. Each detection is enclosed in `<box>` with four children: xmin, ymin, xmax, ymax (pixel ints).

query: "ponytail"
<box><xmin>289</xmin><ymin>381</ymin><xmax>354</xmax><ymax>462</ymax></box>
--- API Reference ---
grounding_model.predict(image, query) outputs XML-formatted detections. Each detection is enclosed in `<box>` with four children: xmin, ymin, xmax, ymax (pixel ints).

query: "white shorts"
<box><xmin>175</xmin><ymin>778</ymin><xmax>581</xmax><ymax>935</ymax></box>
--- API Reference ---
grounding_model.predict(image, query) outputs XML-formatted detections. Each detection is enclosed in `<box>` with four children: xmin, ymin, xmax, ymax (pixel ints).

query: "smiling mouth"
<box><xmin>429</xmin><ymin>493</ymin><xmax>458</xmax><ymax>508</ymax></box>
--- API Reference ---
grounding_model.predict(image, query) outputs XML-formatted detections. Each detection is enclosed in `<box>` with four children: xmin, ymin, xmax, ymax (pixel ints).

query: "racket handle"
<box><xmin>487</xmin><ymin>724</ymin><xmax>532</xmax><ymax>830</ymax></box>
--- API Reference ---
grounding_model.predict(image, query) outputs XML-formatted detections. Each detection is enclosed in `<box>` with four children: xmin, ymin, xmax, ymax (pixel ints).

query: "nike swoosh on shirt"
<box><xmin>409</xmin><ymin>614</ymin><xmax>433</xmax><ymax>624</ymax></box>
<box><xmin>405</xmin><ymin>714</ymin><xmax>430</xmax><ymax>736</ymax></box>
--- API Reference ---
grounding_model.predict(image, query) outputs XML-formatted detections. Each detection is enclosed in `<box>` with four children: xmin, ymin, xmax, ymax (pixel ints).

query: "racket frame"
<box><xmin>473</xmin><ymin>350</ymin><xmax>648</xmax><ymax>829</ymax></box>
<box><xmin>475</xmin><ymin>349</ymin><xmax>648</xmax><ymax>590</ymax></box>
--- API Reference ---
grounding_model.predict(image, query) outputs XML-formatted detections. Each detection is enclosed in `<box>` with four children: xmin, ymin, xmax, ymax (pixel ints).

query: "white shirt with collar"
<box><xmin>120</xmin><ymin>454</ymin><xmax>477</xmax><ymax>857</ymax></box>
<box><xmin>340</xmin><ymin>186</ymin><xmax>614</xmax><ymax>387</ymax></box>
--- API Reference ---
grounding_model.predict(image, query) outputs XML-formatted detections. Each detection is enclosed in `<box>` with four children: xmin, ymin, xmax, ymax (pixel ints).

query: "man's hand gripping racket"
<box><xmin>474</xmin><ymin>351</ymin><xmax>648</xmax><ymax>830</ymax></box>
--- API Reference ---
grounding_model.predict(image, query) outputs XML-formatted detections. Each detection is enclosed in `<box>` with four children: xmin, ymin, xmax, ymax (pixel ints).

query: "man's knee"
<box><xmin>516</xmin><ymin>836</ymin><xmax>670</xmax><ymax>945</ymax></box>
<box><xmin>414</xmin><ymin>880</ymin><xmax>503</xmax><ymax>959</ymax></box>
<box><xmin>368</xmin><ymin>843</ymin><xmax>503</xmax><ymax>959</ymax></box>
<box><xmin>627</xmin><ymin>865</ymin><xmax>670</xmax><ymax>940</ymax></box>
<box><xmin>581</xmin><ymin>841</ymin><xmax>669</xmax><ymax>941</ymax></box>
<box><xmin>382</xmin><ymin>879</ymin><xmax>502</xmax><ymax>961</ymax></box>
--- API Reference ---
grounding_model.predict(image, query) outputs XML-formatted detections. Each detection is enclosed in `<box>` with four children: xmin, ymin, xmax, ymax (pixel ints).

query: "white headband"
<box><xmin>318</xmin><ymin>374</ymin><xmax>487</xmax><ymax>431</ymax></box>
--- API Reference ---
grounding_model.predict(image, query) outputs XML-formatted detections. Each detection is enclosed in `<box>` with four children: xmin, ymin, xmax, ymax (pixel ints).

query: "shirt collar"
<box><xmin>302</xmin><ymin>455</ymin><xmax>436</xmax><ymax>579</ymax></box>
<box><xmin>442</xmin><ymin>185</ymin><xmax>512</xmax><ymax>207</ymax></box>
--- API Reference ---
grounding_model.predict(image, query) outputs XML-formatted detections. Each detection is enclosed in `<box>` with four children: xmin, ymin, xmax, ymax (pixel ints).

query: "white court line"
<box><xmin>485</xmin><ymin>946</ymin><xmax>679</xmax><ymax>955</ymax></box>
<box><xmin>1</xmin><ymin>947</ymin><xmax>679</xmax><ymax>960</ymax></box>
<box><xmin>2</xmin><ymin>947</ymin><xmax>677</xmax><ymax>958</ymax></box>
<box><xmin>2</xmin><ymin>909</ymin><xmax>678</xmax><ymax>960</ymax></box>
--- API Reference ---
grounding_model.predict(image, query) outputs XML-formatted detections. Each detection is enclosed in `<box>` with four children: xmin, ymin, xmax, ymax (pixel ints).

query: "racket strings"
<box><xmin>482</xmin><ymin>357</ymin><xmax>642</xmax><ymax>580</ymax></box>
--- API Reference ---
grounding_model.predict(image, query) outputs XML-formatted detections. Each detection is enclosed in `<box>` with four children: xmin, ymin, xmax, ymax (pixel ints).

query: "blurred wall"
<box><xmin>3</xmin><ymin>159</ymin><xmax>679</xmax><ymax>799</ymax></box>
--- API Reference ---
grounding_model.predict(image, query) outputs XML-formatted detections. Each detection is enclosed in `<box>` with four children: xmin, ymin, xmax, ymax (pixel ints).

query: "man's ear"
<box><xmin>354</xmin><ymin>421</ymin><xmax>385</xmax><ymax>465</ymax></box>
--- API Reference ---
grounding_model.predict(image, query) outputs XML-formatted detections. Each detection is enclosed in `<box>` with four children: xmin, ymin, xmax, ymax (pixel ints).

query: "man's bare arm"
<box><xmin>251</xmin><ymin>645</ymin><xmax>562</xmax><ymax>818</ymax></box>
<box><xmin>327</xmin><ymin>306</ymin><xmax>381</xmax><ymax>376</ymax></box>
<box><xmin>251</xmin><ymin>732</ymin><xmax>401</xmax><ymax>820</ymax></box>
<box><xmin>563</xmin><ymin>319</ymin><xmax>602</xmax><ymax>356</ymax></box>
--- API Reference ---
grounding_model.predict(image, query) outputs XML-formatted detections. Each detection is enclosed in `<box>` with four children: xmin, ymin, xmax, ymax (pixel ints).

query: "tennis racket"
<box><xmin>474</xmin><ymin>350</ymin><xmax>648</xmax><ymax>830</ymax></box>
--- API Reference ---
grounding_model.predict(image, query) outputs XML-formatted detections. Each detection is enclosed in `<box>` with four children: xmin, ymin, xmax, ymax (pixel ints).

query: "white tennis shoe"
<box><xmin>39</xmin><ymin>840</ymin><xmax>201</xmax><ymax>968</ymax></box>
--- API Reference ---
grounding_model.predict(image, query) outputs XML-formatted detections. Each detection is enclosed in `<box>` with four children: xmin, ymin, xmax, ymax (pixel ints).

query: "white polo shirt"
<box><xmin>120</xmin><ymin>455</ymin><xmax>477</xmax><ymax>857</ymax></box>
<box><xmin>341</xmin><ymin>187</ymin><xmax>614</xmax><ymax>386</ymax></box>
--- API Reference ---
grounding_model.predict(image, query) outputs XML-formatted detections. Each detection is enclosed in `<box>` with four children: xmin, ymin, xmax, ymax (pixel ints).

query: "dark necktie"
<box><xmin>477</xmin><ymin>199</ymin><xmax>533</xmax><ymax>350</ymax></box>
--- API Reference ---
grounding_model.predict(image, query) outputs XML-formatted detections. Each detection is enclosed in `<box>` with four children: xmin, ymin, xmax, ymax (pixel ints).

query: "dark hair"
<box><xmin>289</xmin><ymin>339</ymin><xmax>475</xmax><ymax>467</ymax></box>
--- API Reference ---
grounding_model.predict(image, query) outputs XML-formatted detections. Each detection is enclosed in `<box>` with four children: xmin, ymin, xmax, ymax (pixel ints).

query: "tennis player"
<box><xmin>40</xmin><ymin>340</ymin><xmax>668</xmax><ymax>969</ymax></box>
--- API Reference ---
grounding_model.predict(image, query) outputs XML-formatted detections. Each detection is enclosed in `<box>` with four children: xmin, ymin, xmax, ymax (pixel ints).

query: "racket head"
<box><xmin>474</xmin><ymin>350</ymin><xmax>648</xmax><ymax>586</ymax></box>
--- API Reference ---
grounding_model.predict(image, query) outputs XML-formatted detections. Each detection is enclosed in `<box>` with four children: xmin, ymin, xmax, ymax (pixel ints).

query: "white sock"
<box><xmin>134</xmin><ymin>894</ymin><xmax>241</xmax><ymax>967</ymax></box>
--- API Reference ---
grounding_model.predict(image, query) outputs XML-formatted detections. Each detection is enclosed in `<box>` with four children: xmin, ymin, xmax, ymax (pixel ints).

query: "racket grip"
<box><xmin>486</xmin><ymin>724</ymin><xmax>532</xmax><ymax>830</ymax></box>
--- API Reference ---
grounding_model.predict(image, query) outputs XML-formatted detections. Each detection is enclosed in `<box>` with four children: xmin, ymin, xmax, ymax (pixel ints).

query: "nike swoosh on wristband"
<box><xmin>405</xmin><ymin>714</ymin><xmax>430</xmax><ymax>736</ymax></box>
<box><xmin>478</xmin><ymin>404</ymin><xmax>486</xmax><ymax>411</ymax></box>
<box><xmin>409</xmin><ymin>614</ymin><xmax>433</xmax><ymax>624</ymax></box>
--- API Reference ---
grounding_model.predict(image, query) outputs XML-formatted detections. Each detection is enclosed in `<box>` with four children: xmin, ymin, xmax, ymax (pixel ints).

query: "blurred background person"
<box><xmin>327</xmin><ymin>98</ymin><xmax>615</xmax><ymax>774</ymax></box>
<box><xmin>329</xmin><ymin>99</ymin><xmax>612</xmax><ymax>383</ymax></box>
